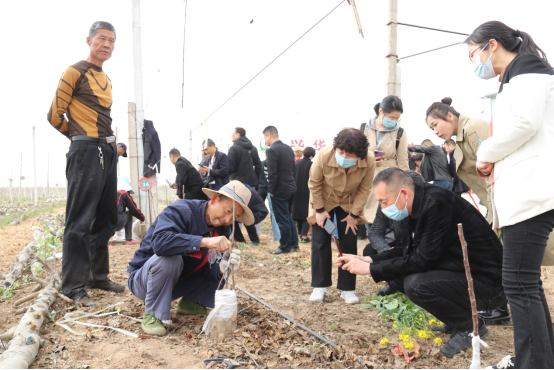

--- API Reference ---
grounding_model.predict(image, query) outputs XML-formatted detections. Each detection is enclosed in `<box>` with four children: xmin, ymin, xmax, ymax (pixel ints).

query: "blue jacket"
<box><xmin>128</xmin><ymin>200</ymin><xmax>231</xmax><ymax>273</ymax></box>
<box><xmin>244</xmin><ymin>183</ymin><xmax>269</xmax><ymax>225</ymax></box>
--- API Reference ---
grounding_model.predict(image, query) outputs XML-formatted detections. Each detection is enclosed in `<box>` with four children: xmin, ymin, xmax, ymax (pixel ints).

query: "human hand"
<box><xmin>219</xmin><ymin>249</ymin><xmax>242</xmax><ymax>274</ymax></box>
<box><xmin>171</xmin><ymin>183</ymin><xmax>178</xmax><ymax>189</ymax></box>
<box><xmin>337</xmin><ymin>254</ymin><xmax>371</xmax><ymax>275</ymax></box>
<box><xmin>201</xmin><ymin>236</ymin><xmax>232</xmax><ymax>254</ymax></box>
<box><xmin>316</xmin><ymin>211</ymin><xmax>331</xmax><ymax>228</ymax></box>
<box><xmin>341</xmin><ymin>214</ymin><xmax>358</xmax><ymax>235</ymax></box>
<box><xmin>336</xmin><ymin>253</ymin><xmax>372</xmax><ymax>267</ymax></box>
<box><xmin>476</xmin><ymin>161</ymin><xmax>494</xmax><ymax>176</ymax></box>
<box><xmin>375</xmin><ymin>157</ymin><xmax>383</xmax><ymax>167</ymax></box>
<box><xmin>198</xmin><ymin>166</ymin><xmax>208</xmax><ymax>174</ymax></box>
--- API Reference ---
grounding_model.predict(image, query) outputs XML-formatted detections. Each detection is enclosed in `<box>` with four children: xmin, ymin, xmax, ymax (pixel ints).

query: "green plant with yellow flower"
<box><xmin>357</xmin><ymin>292</ymin><xmax>444</xmax><ymax>347</ymax></box>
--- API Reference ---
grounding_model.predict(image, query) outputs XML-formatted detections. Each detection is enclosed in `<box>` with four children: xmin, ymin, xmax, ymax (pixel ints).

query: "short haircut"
<box><xmin>373</xmin><ymin>167</ymin><xmax>415</xmax><ymax>192</ymax></box>
<box><xmin>169</xmin><ymin>148</ymin><xmax>181</xmax><ymax>157</ymax></box>
<box><xmin>413</xmin><ymin>153</ymin><xmax>424</xmax><ymax>162</ymax></box>
<box><xmin>303</xmin><ymin>147</ymin><xmax>316</xmax><ymax>158</ymax></box>
<box><xmin>405</xmin><ymin>170</ymin><xmax>425</xmax><ymax>184</ymax></box>
<box><xmin>89</xmin><ymin>21</ymin><xmax>116</xmax><ymax>39</ymax></box>
<box><xmin>229</xmin><ymin>173</ymin><xmax>243</xmax><ymax>182</ymax></box>
<box><xmin>421</xmin><ymin>139</ymin><xmax>434</xmax><ymax>146</ymax></box>
<box><xmin>235</xmin><ymin>127</ymin><xmax>246</xmax><ymax>137</ymax></box>
<box><xmin>333</xmin><ymin>128</ymin><xmax>369</xmax><ymax>160</ymax></box>
<box><xmin>262</xmin><ymin>126</ymin><xmax>279</xmax><ymax>137</ymax></box>
<box><xmin>445</xmin><ymin>139</ymin><xmax>456</xmax><ymax>146</ymax></box>
<box><xmin>202</xmin><ymin>138</ymin><xmax>215</xmax><ymax>147</ymax></box>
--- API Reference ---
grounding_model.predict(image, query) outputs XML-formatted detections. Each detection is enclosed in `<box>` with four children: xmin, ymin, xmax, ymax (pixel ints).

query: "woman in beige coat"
<box><xmin>363</xmin><ymin>96</ymin><xmax>409</xmax><ymax>229</ymax></box>
<box><xmin>426</xmin><ymin>97</ymin><xmax>493</xmax><ymax>223</ymax></box>
<box><xmin>307</xmin><ymin>128</ymin><xmax>375</xmax><ymax>305</ymax></box>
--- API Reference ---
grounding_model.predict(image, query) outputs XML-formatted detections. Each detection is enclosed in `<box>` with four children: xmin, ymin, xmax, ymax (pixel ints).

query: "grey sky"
<box><xmin>1</xmin><ymin>0</ymin><xmax>551</xmax><ymax>188</ymax></box>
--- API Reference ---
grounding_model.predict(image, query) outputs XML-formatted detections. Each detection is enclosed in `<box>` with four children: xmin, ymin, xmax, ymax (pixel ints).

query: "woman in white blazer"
<box><xmin>467</xmin><ymin>21</ymin><xmax>554</xmax><ymax>369</ymax></box>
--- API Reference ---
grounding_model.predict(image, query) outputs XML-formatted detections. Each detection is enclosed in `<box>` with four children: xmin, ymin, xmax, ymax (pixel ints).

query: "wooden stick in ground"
<box><xmin>458</xmin><ymin>223</ymin><xmax>479</xmax><ymax>336</ymax></box>
<box><xmin>29</xmin><ymin>284</ymin><xmax>43</xmax><ymax>293</ymax></box>
<box><xmin>240</xmin><ymin>337</ymin><xmax>259</xmax><ymax>368</ymax></box>
<box><xmin>56</xmin><ymin>292</ymin><xmax>74</xmax><ymax>304</ymax></box>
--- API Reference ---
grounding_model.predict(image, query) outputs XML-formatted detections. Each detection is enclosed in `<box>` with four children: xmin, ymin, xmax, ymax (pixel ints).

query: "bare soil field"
<box><xmin>2</xmin><ymin>204</ymin><xmax>554</xmax><ymax>369</ymax></box>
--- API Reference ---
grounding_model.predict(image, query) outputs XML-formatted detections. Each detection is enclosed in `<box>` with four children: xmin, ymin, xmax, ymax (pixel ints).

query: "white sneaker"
<box><xmin>340</xmin><ymin>290</ymin><xmax>359</xmax><ymax>304</ymax></box>
<box><xmin>113</xmin><ymin>229</ymin><xmax>125</xmax><ymax>242</ymax></box>
<box><xmin>309</xmin><ymin>288</ymin><xmax>327</xmax><ymax>302</ymax></box>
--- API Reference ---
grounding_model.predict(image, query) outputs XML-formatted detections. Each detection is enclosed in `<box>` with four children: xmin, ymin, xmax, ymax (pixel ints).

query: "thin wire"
<box><xmin>391</xmin><ymin>22</ymin><xmax>469</xmax><ymax>36</ymax></box>
<box><xmin>204</xmin><ymin>0</ymin><xmax>346</xmax><ymax>121</ymax></box>
<box><xmin>181</xmin><ymin>0</ymin><xmax>188</xmax><ymax>109</ymax></box>
<box><xmin>399</xmin><ymin>41</ymin><xmax>463</xmax><ymax>60</ymax></box>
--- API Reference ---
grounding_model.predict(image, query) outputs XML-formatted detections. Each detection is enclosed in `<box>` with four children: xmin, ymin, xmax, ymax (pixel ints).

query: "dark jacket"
<box><xmin>128</xmin><ymin>200</ymin><xmax>230</xmax><ymax>273</ymax></box>
<box><xmin>206</xmin><ymin>150</ymin><xmax>229</xmax><ymax>191</ymax></box>
<box><xmin>370</xmin><ymin>183</ymin><xmax>503</xmax><ymax>287</ymax></box>
<box><xmin>244</xmin><ymin>183</ymin><xmax>269</xmax><ymax>225</ymax></box>
<box><xmin>369</xmin><ymin>204</ymin><xmax>410</xmax><ymax>253</ymax></box>
<box><xmin>143</xmin><ymin>120</ymin><xmax>161</xmax><ymax>177</ymax></box>
<box><xmin>408</xmin><ymin>145</ymin><xmax>451</xmax><ymax>182</ymax></box>
<box><xmin>266</xmin><ymin>140</ymin><xmax>296</xmax><ymax>195</ymax></box>
<box><xmin>117</xmin><ymin>190</ymin><xmax>145</xmax><ymax>221</ymax></box>
<box><xmin>448</xmin><ymin>150</ymin><xmax>470</xmax><ymax>194</ymax></box>
<box><xmin>256</xmin><ymin>159</ymin><xmax>269</xmax><ymax>200</ymax></box>
<box><xmin>292</xmin><ymin>157</ymin><xmax>312</xmax><ymax>220</ymax></box>
<box><xmin>175</xmin><ymin>156</ymin><xmax>205</xmax><ymax>200</ymax></box>
<box><xmin>228</xmin><ymin>136</ymin><xmax>262</xmax><ymax>188</ymax></box>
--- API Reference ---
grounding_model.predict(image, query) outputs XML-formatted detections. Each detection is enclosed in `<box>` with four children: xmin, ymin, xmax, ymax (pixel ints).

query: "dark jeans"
<box><xmin>271</xmin><ymin>193</ymin><xmax>298</xmax><ymax>251</ymax></box>
<box><xmin>115</xmin><ymin>211</ymin><xmax>133</xmax><ymax>240</ymax></box>
<box><xmin>312</xmin><ymin>207</ymin><xmax>358</xmax><ymax>290</ymax></box>
<box><xmin>296</xmin><ymin>220</ymin><xmax>310</xmax><ymax>237</ymax></box>
<box><xmin>257</xmin><ymin>187</ymin><xmax>268</xmax><ymax>202</ymax></box>
<box><xmin>63</xmin><ymin>141</ymin><xmax>118</xmax><ymax>297</ymax></box>
<box><xmin>389</xmin><ymin>270</ymin><xmax>505</xmax><ymax>331</ymax></box>
<box><xmin>433</xmin><ymin>180</ymin><xmax>453</xmax><ymax>191</ymax></box>
<box><xmin>501</xmin><ymin>209</ymin><xmax>554</xmax><ymax>369</ymax></box>
<box><xmin>234</xmin><ymin>221</ymin><xmax>259</xmax><ymax>244</ymax></box>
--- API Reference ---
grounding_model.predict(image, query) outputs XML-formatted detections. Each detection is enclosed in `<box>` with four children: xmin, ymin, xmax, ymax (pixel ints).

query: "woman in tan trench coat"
<box><xmin>307</xmin><ymin>128</ymin><xmax>375</xmax><ymax>305</ymax></box>
<box><xmin>363</xmin><ymin>96</ymin><xmax>409</xmax><ymax>228</ymax></box>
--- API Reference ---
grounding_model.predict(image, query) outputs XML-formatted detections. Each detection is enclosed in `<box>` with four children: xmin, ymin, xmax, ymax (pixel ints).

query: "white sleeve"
<box><xmin>477</xmin><ymin>74</ymin><xmax>550</xmax><ymax>163</ymax></box>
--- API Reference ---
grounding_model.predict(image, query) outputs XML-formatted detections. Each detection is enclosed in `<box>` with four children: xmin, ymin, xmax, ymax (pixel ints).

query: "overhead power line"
<box><xmin>181</xmin><ymin>0</ymin><xmax>189</xmax><ymax>109</ymax></box>
<box><xmin>389</xmin><ymin>22</ymin><xmax>469</xmax><ymax>36</ymax></box>
<box><xmin>399</xmin><ymin>41</ymin><xmax>463</xmax><ymax>60</ymax></box>
<box><xmin>204</xmin><ymin>0</ymin><xmax>346</xmax><ymax>122</ymax></box>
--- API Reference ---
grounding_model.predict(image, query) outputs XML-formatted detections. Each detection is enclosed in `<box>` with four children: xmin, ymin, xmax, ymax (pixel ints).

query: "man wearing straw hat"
<box><xmin>127</xmin><ymin>181</ymin><xmax>254</xmax><ymax>336</ymax></box>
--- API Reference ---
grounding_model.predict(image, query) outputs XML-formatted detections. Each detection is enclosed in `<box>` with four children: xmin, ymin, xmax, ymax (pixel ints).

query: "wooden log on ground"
<box><xmin>0</xmin><ymin>273</ymin><xmax>60</xmax><ymax>369</ymax></box>
<box><xmin>1</xmin><ymin>228</ymin><xmax>41</xmax><ymax>288</ymax></box>
<box><xmin>14</xmin><ymin>292</ymin><xmax>39</xmax><ymax>306</ymax></box>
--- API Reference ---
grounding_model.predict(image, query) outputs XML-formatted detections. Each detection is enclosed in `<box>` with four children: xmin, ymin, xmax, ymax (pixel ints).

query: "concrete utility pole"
<box><xmin>32</xmin><ymin>126</ymin><xmax>38</xmax><ymax>203</ymax></box>
<box><xmin>131</xmin><ymin>0</ymin><xmax>151</xmax><ymax>230</ymax></box>
<box><xmin>386</xmin><ymin>0</ymin><xmax>401</xmax><ymax>98</ymax></box>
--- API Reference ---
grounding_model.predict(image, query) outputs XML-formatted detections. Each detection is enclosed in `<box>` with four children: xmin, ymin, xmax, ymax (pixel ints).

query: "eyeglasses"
<box><xmin>469</xmin><ymin>43</ymin><xmax>488</xmax><ymax>63</ymax></box>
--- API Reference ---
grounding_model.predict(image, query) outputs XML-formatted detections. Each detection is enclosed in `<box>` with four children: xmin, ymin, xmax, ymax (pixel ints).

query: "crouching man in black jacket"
<box><xmin>338</xmin><ymin>168</ymin><xmax>505</xmax><ymax>359</ymax></box>
<box><xmin>115</xmin><ymin>177</ymin><xmax>145</xmax><ymax>244</ymax></box>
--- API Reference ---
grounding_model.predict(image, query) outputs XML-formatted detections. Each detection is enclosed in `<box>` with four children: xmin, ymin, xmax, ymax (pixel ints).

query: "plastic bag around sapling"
<box><xmin>201</xmin><ymin>289</ymin><xmax>237</xmax><ymax>337</ymax></box>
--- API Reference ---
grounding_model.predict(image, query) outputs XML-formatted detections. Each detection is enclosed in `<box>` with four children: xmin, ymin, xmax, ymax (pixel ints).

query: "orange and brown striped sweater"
<box><xmin>47</xmin><ymin>60</ymin><xmax>113</xmax><ymax>138</ymax></box>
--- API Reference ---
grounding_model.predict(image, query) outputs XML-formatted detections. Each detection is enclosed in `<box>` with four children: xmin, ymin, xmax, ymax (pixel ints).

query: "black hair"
<box><xmin>169</xmin><ymin>148</ymin><xmax>181</xmax><ymax>157</ymax></box>
<box><xmin>426</xmin><ymin>97</ymin><xmax>460</xmax><ymax>123</ymax></box>
<box><xmin>229</xmin><ymin>173</ymin><xmax>243</xmax><ymax>182</ymax></box>
<box><xmin>235</xmin><ymin>127</ymin><xmax>246</xmax><ymax>137</ymax></box>
<box><xmin>465</xmin><ymin>21</ymin><xmax>547</xmax><ymax>61</ymax></box>
<box><xmin>373</xmin><ymin>95</ymin><xmax>404</xmax><ymax>116</ymax></box>
<box><xmin>333</xmin><ymin>128</ymin><xmax>369</xmax><ymax>160</ymax></box>
<box><xmin>421</xmin><ymin>139</ymin><xmax>434</xmax><ymax>146</ymax></box>
<box><xmin>303</xmin><ymin>147</ymin><xmax>316</xmax><ymax>158</ymax></box>
<box><xmin>445</xmin><ymin>139</ymin><xmax>456</xmax><ymax>146</ymax></box>
<box><xmin>202</xmin><ymin>138</ymin><xmax>215</xmax><ymax>147</ymax></box>
<box><xmin>413</xmin><ymin>154</ymin><xmax>423</xmax><ymax>162</ymax></box>
<box><xmin>405</xmin><ymin>170</ymin><xmax>425</xmax><ymax>184</ymax></box>
<box><xmin>372</xmin><ymin>167</ymin><xmax>415</xmax><ymax>191</ymax></box>
<box><xmin>262</xmin><ymin>126</ymin><xmax>279</xmax><ymax>137</ymax></box>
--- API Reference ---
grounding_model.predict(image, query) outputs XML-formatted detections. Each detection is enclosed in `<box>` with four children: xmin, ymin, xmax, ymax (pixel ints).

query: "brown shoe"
<box><xmin>85</xmin><ymin>279</ymin><xmax>125</xmax><ymax>292</ymax></box>
<box><xmin>70</xmin><ymin>289</ymin><xmax>97</xmax><ymax>307</ymax></box>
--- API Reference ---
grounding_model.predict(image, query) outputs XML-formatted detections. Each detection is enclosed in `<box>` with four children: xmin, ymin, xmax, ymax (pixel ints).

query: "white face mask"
<box><xmin>473</xmin><ymin>44</ymin><xmax>497</xmax><ymax>80</ymax></box>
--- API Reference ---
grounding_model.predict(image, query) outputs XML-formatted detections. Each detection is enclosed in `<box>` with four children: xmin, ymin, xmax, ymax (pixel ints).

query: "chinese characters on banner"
<box><xmin>289</xmin><ymin>139</ymin><xmax>326</xmax><ymax>151</ymax></box>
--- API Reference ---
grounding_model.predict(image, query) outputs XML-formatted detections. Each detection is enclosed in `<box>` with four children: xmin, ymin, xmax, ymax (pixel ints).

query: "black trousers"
<box><xmin>296</xmin><ymin>220</ymin><xmax>310</xmax><ymax>237</ymax></box>
<box><xmin>311</xmin><ymin>207</ymin><xmax>358</xmax><ymax>290</ymax></box>
<box><xmin>389</xmin><ymin>270</ymin><xmax>505</xmax><ymax>331</ymax></box>
<box><xmin>502</xmin><ymin>209</ymin><xmax>554</xmax><ymax>369</ymax></box>
<box><xmin>115</xmin><ymin>211</ymin><xmax>133</xmax><ymax>240</ymax></box>
<box><xmin>62</xmin><ymin>141</ymin><xmax>118</xmax><ymax>297</ymax></box>
<box><xmin>272</xmin><ymin>193</ymin><xmax>298</xmax><ymax>251</ymax></box>
<box><xmin>234</xmin><ymin>221</ymin><xmax>259</xmax><ymax>244</ymax></box>
<box><xmin>363</xmin><ymin>243</ymin><xmax>378</xmax><ymax>257</ymax></box>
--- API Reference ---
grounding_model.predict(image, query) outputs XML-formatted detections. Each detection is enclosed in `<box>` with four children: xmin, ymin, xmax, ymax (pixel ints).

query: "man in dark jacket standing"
<box><xmin>169</xmin><ymin>148</ymin><xmax>206</xmax><ymax>200</ymax></box>
<box><xmin>199</xmin><ymin>139</ymin><xmax>229</xmax><ymax>191</ymax></box>
<box><xmin>263</xmin><ymin>126</ymin><xmax>299</xmax><ymax>254</ymax></box>
<box><xmin>229</xmin><ymin>127</ymin><xmax>262</xmax><ymax>188</ymax></box>
<box><xmin>408</xmin><ymin>140</ymin><xmax>453</xmax><ymax>190</ymax></box>
<box><xmin>338</xmin><ymin>168</ymin><xmax>505</xmax><ymax>358</ymax></box>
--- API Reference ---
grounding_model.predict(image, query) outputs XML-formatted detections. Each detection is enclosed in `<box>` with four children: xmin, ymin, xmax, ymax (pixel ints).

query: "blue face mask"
<box><xmin>473</xmin><ymin>44</ymin><xmax>496</xmax><ymax>80</ymax></box>
<box><xmin>335</xmin><ymin>152</ymin><xmax>357</xmax><ymax>169</ymax></box>
<box><xmin>382</xmin><ymin>117</ymin><xmax>397</xmax><ymax>129</ymax></box>
<box><xmin>382</xmin><ymin>190</ymin><xmax>409</xmax><ymax>221</ymax></box>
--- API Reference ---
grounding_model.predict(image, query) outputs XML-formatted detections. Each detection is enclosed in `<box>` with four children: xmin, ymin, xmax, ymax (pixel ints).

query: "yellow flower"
<box><xmin>405</xmin><ymin>342</ymin><xmax>414</xmax><ymax>349</ymax></box>
<box><xmin>438</xmin><ymin>321</ymin><xmax>444</xmax><ymax>326</ymax></box>
<box><xmin>429</xmin><ymin>319</ymin><xmax>437</xmax><ymax>325</ymax></box>
<box><xmin>393</xmin><ymin>322</ymin><xmax>398</xmax><ymax>329</ymax></box>
<box><xmin>434</xmin><ymin>337</ymin><xmax>443</xmax><ymax>344</ymax></box>
<box><xmin>417</xmin><ymin>330</ymin><xmax>426</xmax><ymax>338</ymax></box>
<box><xmin>380</xmin><ymin>338</ymin><xmax>389</xmax><ymax>345</ymax></box>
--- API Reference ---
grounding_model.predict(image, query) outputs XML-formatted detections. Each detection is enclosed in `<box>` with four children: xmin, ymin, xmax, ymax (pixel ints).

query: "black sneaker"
<box><xmin>431</xmin><ymin>324</ymin><xmax>455</xmax><ymax>335</ymax></box>
<box><xmin>441</xmin><ymin>322</ymin><xmax>489</xmax><ymax>358</ymax></box>
<box><xmin>291</xmin><ymin>245</ymin><xmax>300</xmax><ymax>251</ymax></box>
<box><xmin>85</xmin><ymin>279</ymin><xmax>125</xmax><ymax>292</ymax></box>
<box><xmin>478</xmin><ymin>303</ymin><xmax>511</xmax><ymax>325</ymax></box>
<box><xmin>487</xmin><ymin>355</ymin><xmax>515</xmax><ymax>369</ymax></box>
<box><xmin>69</xmin><ymin>289</ymin><xmax>97</xmax><ymax>307</ymax></box>
<box><xmin>375</xmin><ymin>283</ymin><xmax>397</xmax><ymax>297</ymax></box>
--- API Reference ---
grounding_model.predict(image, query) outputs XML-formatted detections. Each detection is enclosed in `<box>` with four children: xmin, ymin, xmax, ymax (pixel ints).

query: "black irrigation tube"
<box><xmin>237</xmin><ymin>287</ymin><xmax>338</xmax><ymax>348</ymax></box>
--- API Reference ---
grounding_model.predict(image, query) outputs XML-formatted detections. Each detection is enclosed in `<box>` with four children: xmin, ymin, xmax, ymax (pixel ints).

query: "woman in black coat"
<box><xmin>292</xmin><ymin>147</ymin><xmax>315</xmax><ymax>243</ymax></box>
